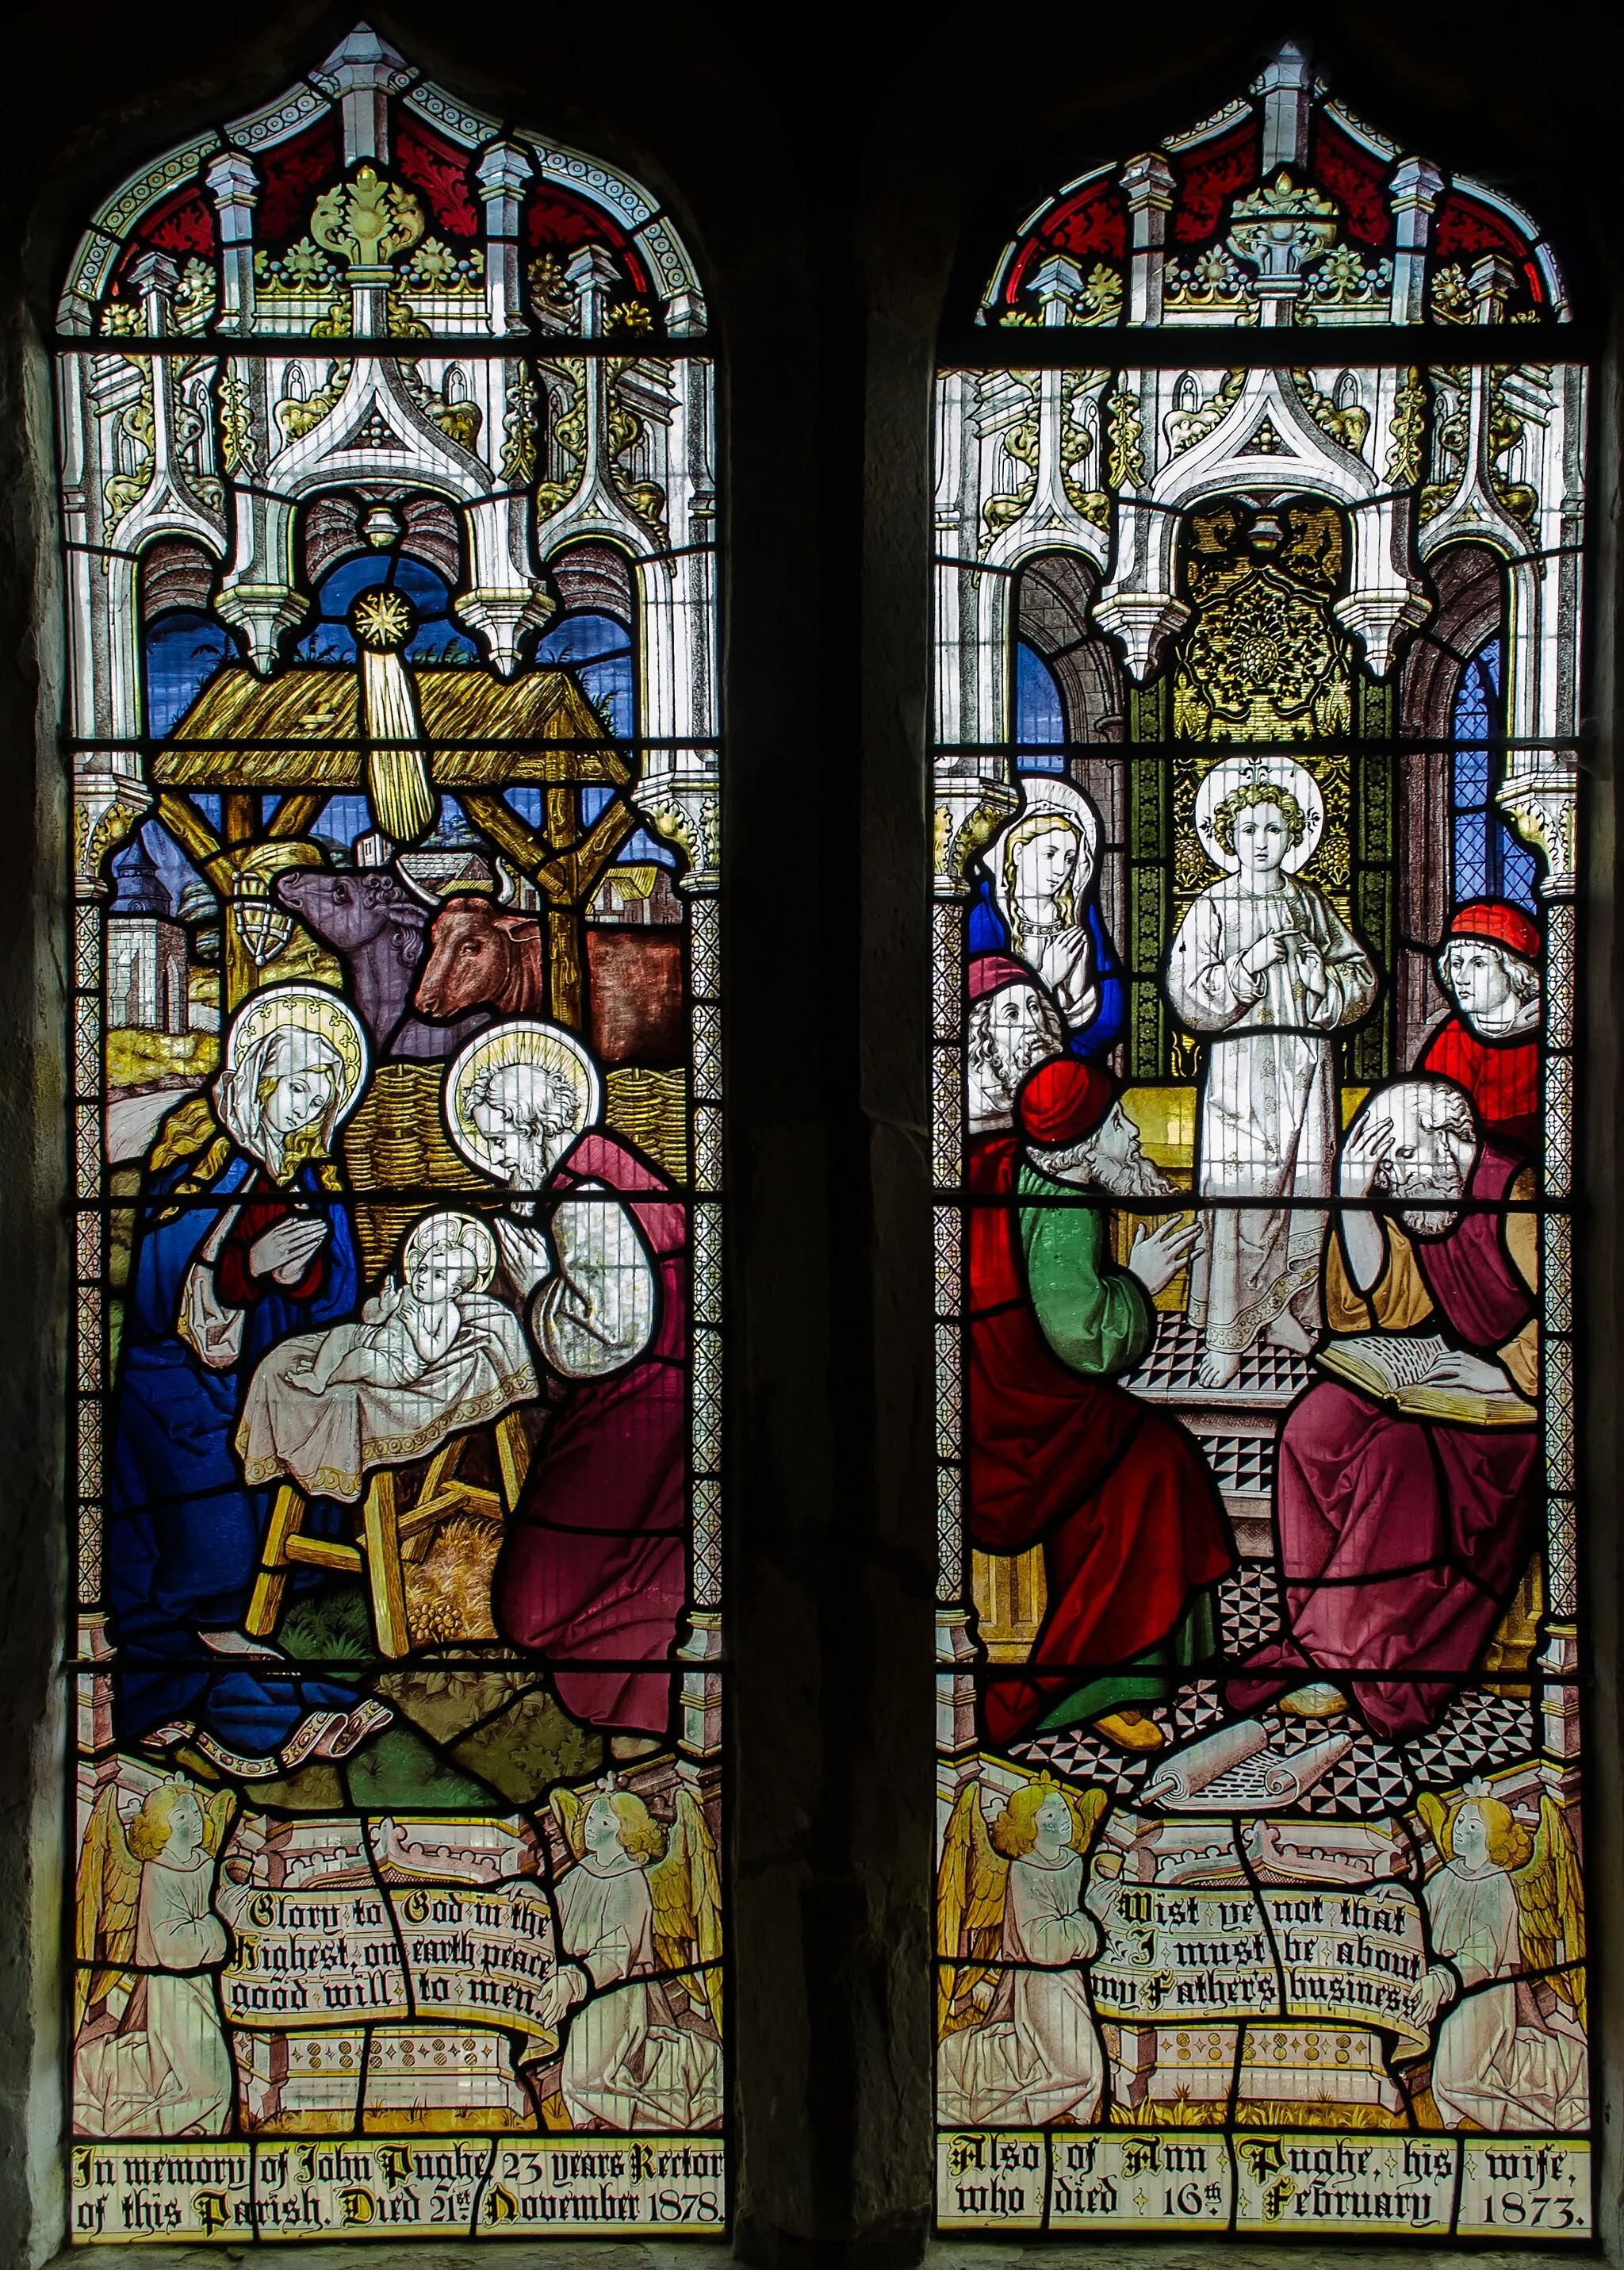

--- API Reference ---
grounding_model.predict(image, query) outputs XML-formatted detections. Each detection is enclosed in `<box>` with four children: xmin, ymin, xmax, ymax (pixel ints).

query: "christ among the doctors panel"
<box><xmin>934</xmin><ymin>42</ymin><xmax>1589</xmax><ymax>2241</ymax></box>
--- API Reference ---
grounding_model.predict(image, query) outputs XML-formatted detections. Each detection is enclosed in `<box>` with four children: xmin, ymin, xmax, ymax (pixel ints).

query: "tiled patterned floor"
<box><xmin>1128</xmin><ymin>1310</ymin><xmax>1312</xmax><ymax>1405</ymax></box>
<box><xmin>1219</xmin><ymin>1559</ymin><xmax>1282</xmax><ymax>1652</ymax></box>
<box><xmin>1196</xmin><ymin>1431</ymin><xmax>1276</xmax><ymax>1501</ymax></box>
<box><xmin>1017</xmin><ymin>1661</ymin><xmax>1537</xmax><ymax>1818</ymax></box>
<box><xmin>1012</xmin><ymin>1313</ymin><xmax>1540</xmax><ymax>1819</ymax></box>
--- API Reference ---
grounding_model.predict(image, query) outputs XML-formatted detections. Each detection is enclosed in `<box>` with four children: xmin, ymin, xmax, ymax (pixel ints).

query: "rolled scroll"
<box><xmin>1141</xmin><ymin>1720</ymin><xmax>1269</xmax><ymax>1807</ymax></box>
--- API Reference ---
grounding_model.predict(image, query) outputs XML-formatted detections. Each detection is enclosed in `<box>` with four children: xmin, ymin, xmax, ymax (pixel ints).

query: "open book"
<box><xmin>1315</xmin><ymin>1333</ymin><xmax>1537</xmax><ymax>1427</ymax></box>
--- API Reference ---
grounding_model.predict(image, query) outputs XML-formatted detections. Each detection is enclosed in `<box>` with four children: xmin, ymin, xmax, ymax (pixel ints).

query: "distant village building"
<box><xmin>590</xmin><ymin>861</ymin><xmax>683</xmax><ymax>924</ymax></box>
<box><xmin>107</xmin><ymin>840</ymin><xmax>190</xmax><ymax>1034</ymax></box>
<box><xmin>397</xmin><ymin>800</ymin><xmax>497</xmax><ymax>899</ymax></box>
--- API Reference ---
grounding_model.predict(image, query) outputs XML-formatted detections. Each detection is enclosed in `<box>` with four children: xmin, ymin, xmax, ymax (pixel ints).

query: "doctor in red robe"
<box><xmin>969</xmin><ymin>1054</ymin><xmax>1232</xmax><ymax>1752</ymax></box>
<box><xmin>1228</xmin><ymin>1075</ymin><xmax>1540</xmax><ymax>1740</ymax></box>
<box><xmin>1419</xmin><ymin>900</ymin><xmax>1542</xmax><ymax>1153</ymax></box>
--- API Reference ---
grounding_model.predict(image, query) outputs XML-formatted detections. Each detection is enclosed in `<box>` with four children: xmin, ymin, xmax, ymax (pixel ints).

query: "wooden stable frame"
<box><xmin>244</xmin><ymin>1409</ymin><xmax>532</xmax><ymax>1656</ymax></box>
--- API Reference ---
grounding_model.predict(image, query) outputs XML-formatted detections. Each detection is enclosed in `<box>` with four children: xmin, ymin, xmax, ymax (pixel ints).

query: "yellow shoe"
<box><xmin>1279</xmin><ymin>1682</ymin><xmax>1346</xmax><ymax>1720</ymax></box>
<box><xmin>1094</xmin><ymin>1708</ymin><xmax>1165</xmax><ymax>1753</ymax></box>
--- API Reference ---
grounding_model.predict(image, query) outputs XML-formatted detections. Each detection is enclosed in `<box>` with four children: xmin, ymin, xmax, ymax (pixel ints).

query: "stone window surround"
<box><xmin>0</xmin><ymin>6</ymin><xmax>1620</xmax><ymax>2268</ymax></box>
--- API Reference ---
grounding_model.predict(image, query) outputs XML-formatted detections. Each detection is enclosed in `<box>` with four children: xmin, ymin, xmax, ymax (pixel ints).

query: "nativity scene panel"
<box><xmin>63</xmin><ymin>27</ymin><xmax>724</xmax><ymax>2241</ymax></box>
<box><xmin>933</xmin><ymin>44</ymin><xmax>1588</xmax><ymax>2244</ymax></box>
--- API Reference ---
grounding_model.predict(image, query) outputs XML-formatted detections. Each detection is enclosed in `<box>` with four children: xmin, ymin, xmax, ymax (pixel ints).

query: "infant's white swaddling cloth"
<box><xmin>238</xmin><ymin>1286</ymin><xmax>538</xmax><ymax>1501</ymax></box>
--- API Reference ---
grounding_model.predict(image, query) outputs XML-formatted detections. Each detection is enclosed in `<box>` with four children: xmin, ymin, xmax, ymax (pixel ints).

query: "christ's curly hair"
<box><xmin>1212</xmin><ymin>780</ymin><xmax>1308</xmax><ymax>857</ymax></box>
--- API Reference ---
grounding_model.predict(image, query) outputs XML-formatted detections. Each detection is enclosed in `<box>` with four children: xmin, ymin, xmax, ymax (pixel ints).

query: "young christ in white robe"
<box><xmin>1167</xmin><ymin>788</ymin><xmax>1377</xmax><ymax>1386</ymax></box>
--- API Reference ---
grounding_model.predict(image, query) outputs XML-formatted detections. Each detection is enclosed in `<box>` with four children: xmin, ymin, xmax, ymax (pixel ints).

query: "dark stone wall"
<box><xmin>0</xmin><ymin>2</ymin><xmax>1617</xmax><ymax>2264</ymax></box>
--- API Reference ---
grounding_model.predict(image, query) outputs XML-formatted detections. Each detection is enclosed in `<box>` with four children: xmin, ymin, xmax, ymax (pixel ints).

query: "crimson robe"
<box><xmin>1227</xmin><ymin>1139</ymin><xmax>1538</xmax><ymax>1741</ymax></box>
<box><xmin>968</xmin><ymin>1134</ymin><xmax>1232</xmax><ymax>1745</ymax></box>
<box><xmin>1421</xmin><ymin>1016</ymin><xmax>1540</xmax><ymax>1154</ymax></box>
<box><xmin>496</xmin><ymin>1134</ymin><xmax>686</xmax><ymax>1736</ymax></box>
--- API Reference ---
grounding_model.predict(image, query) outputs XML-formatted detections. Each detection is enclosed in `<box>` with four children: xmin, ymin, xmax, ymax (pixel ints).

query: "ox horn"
<box><xmin>391</xmin><ymin>862</ymin><xmax>444</xmax><ymax>910</ymax></box>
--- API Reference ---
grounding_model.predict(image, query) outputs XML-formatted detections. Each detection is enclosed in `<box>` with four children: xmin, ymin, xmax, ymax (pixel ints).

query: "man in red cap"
<box><xmin>968</xmin><ymin>1054</ymin><xmax>1233</xmax><ymax>1752</ymax></box>
<box><xmin>1419</xmin><ymin>900</ymin><xmax>1542</xmax><ymax>1154</ymax></box>
<box><xmin>966</xmin><ymin>953</ymin><xmax>1066</xmax><ymax>1139</ymax></box>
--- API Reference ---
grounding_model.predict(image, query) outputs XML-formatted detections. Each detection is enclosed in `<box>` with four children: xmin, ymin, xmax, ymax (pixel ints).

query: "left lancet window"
<box><xmin>61</xmin><ymin>26</ymin><xmax>724</xmax><ymax>2241</ymax></box>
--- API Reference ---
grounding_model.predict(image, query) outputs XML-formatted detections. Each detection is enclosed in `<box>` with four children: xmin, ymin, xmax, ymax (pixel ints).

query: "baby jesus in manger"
<box><xmin>239</xmin><ymin>1210</ymin><xmax>538</xmax><ymax>1502</ymax></box>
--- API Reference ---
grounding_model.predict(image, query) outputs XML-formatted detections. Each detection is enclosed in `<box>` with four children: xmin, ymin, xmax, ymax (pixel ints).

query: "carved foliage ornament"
<box><xmin>311</xmin><ymin>165</ymin><xmax>427</xmax><ymax>276</ymax></box>
<box><xmin>1173</xmin><ymin>497</ymin><xmax>1352</xmax><ymax>743</ymax></box>
<box><xmin>1225</xmin><ymin>172</ymin><xmax>1339</xmax><ymax>284</ymax></box>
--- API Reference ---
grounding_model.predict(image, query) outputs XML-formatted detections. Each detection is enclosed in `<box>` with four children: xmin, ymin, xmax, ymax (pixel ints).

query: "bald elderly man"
<box><xmin>1228</xmin><ymin>1074</ymin><xmax>1539</xmax><ymax>1740</ymax></box>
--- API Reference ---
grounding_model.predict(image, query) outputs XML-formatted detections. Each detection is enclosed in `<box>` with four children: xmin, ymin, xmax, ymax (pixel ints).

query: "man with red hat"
<box><xmin>1419</xmin><ymin>900</ymin><xmax>1542</xmax><ymax>1154</ymax></box>
<box><xmin>966</xmin><ymin>953</ymin><xmax>1067</xmax><ymax>1138</ymax></box>
<box><xmin>967</xmin><ymin>1053</ymin><xmax>1233</xmax><ymax>1752</ymax></box>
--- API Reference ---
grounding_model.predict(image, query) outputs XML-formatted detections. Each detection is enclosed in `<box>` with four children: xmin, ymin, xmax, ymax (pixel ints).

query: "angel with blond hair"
<box><xmin>1411</xmin><ymin>1782</ymin><xmax>1588</xmax><ymax>2132</ymax></box>
<box><xmin>73</xmin><ymin>1777</ymin><xmax>236</xmax><ymax>2138</ymax></box>
<box><xmin>936</xmin><ymin>1772</ymin><xmax>1108</xmax><ymax>2126</ymax></box>
<box><xmin>539</xmin><ymin>1782</ymin><xmax>722</xmax><ymax>2131</ymax></box>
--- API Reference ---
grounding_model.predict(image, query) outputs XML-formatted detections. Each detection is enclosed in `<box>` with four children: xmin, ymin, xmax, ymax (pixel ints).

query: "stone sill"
<box><xmin>42</xmin><ymin>2245</ymin><xmax>1608</xmax><ymax>2270</ymax></box>
<box><xmin>46</xmin><ymin>2248</ymin><xmax>733</xmax><ymax>2270</ymax></box>
<box><xmin>931</xmin><ymin>2250</ymin><xmax>1605</xmax><ymax>2270</ymax></box>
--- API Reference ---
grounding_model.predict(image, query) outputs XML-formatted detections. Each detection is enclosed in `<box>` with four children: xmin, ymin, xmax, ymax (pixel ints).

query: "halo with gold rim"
<box><xmin>1193</xmin><ymin>753</ymin><xmax>1325</xmax><ymax>876</ymax></box>
<box><xmin>985</xmin><ymin>774</ymin><xmax>1104</xmax><ymax>945</ymax></box>
<box><xmin>222</xmin><ymin>983</ymin><xmax>368</xmax><ymax>1121</ymax></box>
<box><xmin>443</xmin><ymin>1018</ymin><xmax>602</xmax><ymax>1176</ymax></box>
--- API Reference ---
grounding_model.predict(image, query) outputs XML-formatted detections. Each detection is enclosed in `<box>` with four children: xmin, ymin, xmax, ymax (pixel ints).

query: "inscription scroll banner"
<box><xmin>70</xmin><ymin>2137</ymin><xmax>727</xmax><ymax>2245</ymax></box>
<box><xmin>220</xmin><ymin>1886</ymin><xmax>407</xmax><ymax>2030</ymax></box>
<box><xmin>390</xmin><ymin>1883</ymin><xmax>557</xmax><ymax>2042</ymax></box>
<box><xmin>219</xmin><ymin>1881</ymin><xmax>557</xmax><ymax>2042</ymax></box>
<box><xmin>936</xmin><ymin>2133</ymin><xmax>1591</xmax><ymax>2241</ymax></box>
<box><xmin>1048</xmin><ymin>2133</ymin><xmax>1231</xmax><ymax>2231</ymax></box>
<box><xmin>1233</xmin><ymin>2133</ymin><xmax>1456</xmax><ymax>2235</ymax></box>
<box><xmin>1091</xmin><ymin>1877</ymin><xmax>1427</xmax><ymax>2052</ymax></box>
<box><xmin>1458</xmin><ymin>2141</ymin><xmax>1591</xmax><ymax>2239</ymax></box>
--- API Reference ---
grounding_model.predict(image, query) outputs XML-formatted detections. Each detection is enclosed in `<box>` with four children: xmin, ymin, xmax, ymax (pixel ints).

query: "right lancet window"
<box><xmin>933</xmin><ymin>43</ymin><xmax>1588</xmax><ymax>2241</ymax></box>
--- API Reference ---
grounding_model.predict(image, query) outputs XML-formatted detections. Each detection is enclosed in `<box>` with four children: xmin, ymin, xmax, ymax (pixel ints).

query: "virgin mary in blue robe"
<box><xmin>974</xmin><ymin>779</ymin><xmax>1125</xmax><ymax>1060</ymax></box>
<box><xmin>108</xmin><ymin>984</ymin><xmax>389</xmax><ymax>1777</ymax></box>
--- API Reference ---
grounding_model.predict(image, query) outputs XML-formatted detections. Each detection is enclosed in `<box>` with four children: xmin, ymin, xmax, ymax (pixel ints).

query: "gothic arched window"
<box><xmin>933</xmin><ymin>43</ymin><xmax>1587</xmax><ymax>2239</ymax></box>
<box><xmin>62</xmin><ymin>26</ymin><xmax>724</xmax><ymax>2234</ymax></box>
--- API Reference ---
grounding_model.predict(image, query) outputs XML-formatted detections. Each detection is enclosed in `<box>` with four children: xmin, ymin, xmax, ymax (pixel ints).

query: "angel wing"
<box><xmin>936</xmin><ymin>1781</ymin><xmax>1009</xmax><ymax>2042</ymax></box>
<box><xmin>648</xmin><ymin>1787</ymin><xmax>723</xmax><ymax>2034</ymax></box>
<box><xmin>1415</xmin><ymin>1791</ymin><xmax>1450</xmax><ymax>1869</ymax></box>
<box><xmin>75</xmin><ymin>1786</ymin><xmax>141</xmax><ymax>2036</ymax></box>
<box><xmin>1064</xmin><ymin>1786</ymin><xmax>1107</xmax><ymax>1859</ymax></box>
<box><xmin>550</xmin><ymin>1785</ymin><xmax>587</xmax><ymax>1864</ymax></box>
<box><xmin>201</xmin><ymin>1788</ymin><xmax>236</xmax><ymax>1859</ymax></box>
<box><xmin>1512</xmin><ymin>1794</ymin><xmax>1586</xmax><ymax>2027</ymax></box>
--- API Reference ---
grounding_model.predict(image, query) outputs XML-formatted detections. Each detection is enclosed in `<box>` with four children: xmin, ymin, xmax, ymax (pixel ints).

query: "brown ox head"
<box><xmin>413</xmin><ymin>896</ymin><xmax>547</xmax><ymax>1021</ymax></box>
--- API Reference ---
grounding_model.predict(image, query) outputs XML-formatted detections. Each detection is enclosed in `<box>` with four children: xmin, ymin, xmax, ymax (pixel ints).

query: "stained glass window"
<box><xmin>933</xmin><ymin>43</ymin><xmax>1587</xmax><ymax>2241</ymax></box>
<box><xmin>1448</xmin><ymin>636</ymin><xmax>1538</xmax><ymax>911</ymax></box>
<box><xmin>62</xmin><ymin>26</ymin><xmax>722</xmax><ymax>2244</ymax></box>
